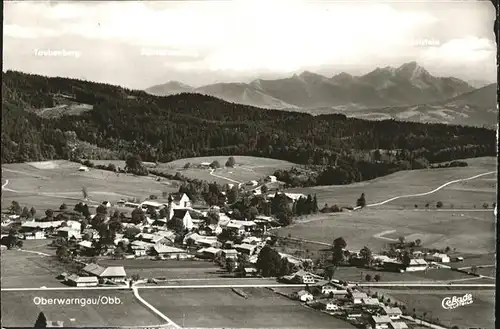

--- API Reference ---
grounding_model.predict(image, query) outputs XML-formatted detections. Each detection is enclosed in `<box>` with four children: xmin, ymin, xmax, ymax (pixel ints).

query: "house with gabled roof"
<box><xmin>369</xmin><ymin>315</ymin><xmax>392</xmax><ymax>329</ymax></box>
<box><xmin>152</xmin><ymin>245</ymin><xmax>189</xmax><ymax>259</ymax></box>
<box><xmin>66</xmin><ymin>274</ymin><xmax>98</xmax><ymax>287</ymax></box>
<box><xmin>381</xmin><ymin>306</ymin><xmax>403</xmax><ymax>320</ymax></box>
<box><xmin>82</xmin><ymin>263</ymin><xmax>127</xmax><ymax>283</ymax></box>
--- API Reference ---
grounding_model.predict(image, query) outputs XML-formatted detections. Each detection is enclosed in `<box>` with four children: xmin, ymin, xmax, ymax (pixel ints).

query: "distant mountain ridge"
<box><xmin>145</xmin><ymin>61</ymin><xmax>475</xmax><ymax>110</ymax></box>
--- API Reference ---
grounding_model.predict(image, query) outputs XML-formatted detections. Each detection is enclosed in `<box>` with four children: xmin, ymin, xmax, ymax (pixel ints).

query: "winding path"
<box><xmin>361</xmin><ymin>171</ymin><xmax>496</xmax><ymax>208</ymax></box>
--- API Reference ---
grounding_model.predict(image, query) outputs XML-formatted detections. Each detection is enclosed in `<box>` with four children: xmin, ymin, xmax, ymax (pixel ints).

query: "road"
<box><xmin>362</xmin><ymin>171</ymin><xmax>496</xmax><ymax>208</ymax></box>
<box><xmin>1</xmin><ymin>179</ymin><xmax>9</xmax><ymax>190</ymax></box>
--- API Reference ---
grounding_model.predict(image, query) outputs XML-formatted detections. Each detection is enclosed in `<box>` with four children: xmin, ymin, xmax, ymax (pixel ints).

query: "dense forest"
<box><xmin>2</xmin><ymin>70</ymin><xmax>496</xmax><ymax>185</ymax></box>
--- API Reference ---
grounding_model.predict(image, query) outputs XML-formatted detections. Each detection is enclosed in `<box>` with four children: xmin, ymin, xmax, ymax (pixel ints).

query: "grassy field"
<box><xmin>156</xmin><ymin>155</ymin><xmax>296</xmax><ymax>184</ymax></box>
<box><xmin>97</xmin><ymin>259</ymin><xmax>223</xmax><ymax>279</ymax></box>
<box><xmin>140</xmin><ymin>287</ymin><xmax>355</xmax><ymax>328</ymax></box>
<box><xmin>1</xmin><ymin>160</ymin><xmax>178</xmax><ymax>212</ymax></box>
<box><xmin>277</xmin><ymin>209</ymin><xmax>496</xmax><ymax>255</ymax></box>
<box><xmin>288</xmin><ymin>157</ymin><xmax>496</xmax><ymax>209</ymax></box>
<box><xmin>0</xmin><ymin>290</ymin><xmax>162</xmax><ymax>327</ymax></box>
<box><xmin>332</xmin><ymin>267</ymin><xmax>477</xmax><ymax>283</ymax></box>
<box><xmin>374</xmin><ymin>289</ymin><xmax>495</xmax><ymax>329</ymax></box>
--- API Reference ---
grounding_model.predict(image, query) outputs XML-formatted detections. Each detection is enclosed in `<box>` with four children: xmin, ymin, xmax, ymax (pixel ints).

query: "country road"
<box><xmin>1</xmin><ymin>179</ymin><xmax>9</xmax><ymax>189</ymax></box>
<box><xmin>362</xmin><ymin>171</ymin><xmax>496</xmax><ymax>208</ymax></box>
<box><xmin>2</xmin><ymin>282</ymin><xmax>494</xmax><ymax>292</ymax></box>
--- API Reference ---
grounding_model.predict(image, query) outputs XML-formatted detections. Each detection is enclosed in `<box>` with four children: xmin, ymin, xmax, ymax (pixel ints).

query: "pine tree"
<box><xmin>34</xmin><ymin>311</ymin><xmax>47</xmax><ymax>328</ymax></box>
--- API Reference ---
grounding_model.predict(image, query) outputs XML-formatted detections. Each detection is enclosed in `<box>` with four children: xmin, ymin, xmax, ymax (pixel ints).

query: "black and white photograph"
<box><xmin>1</xmin><ymin>1</ymin><xmax>497</xmax><ymax>328</ymax></box>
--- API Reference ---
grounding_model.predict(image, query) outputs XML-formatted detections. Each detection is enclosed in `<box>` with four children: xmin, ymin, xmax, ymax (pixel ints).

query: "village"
<box><xmin>1</xmin><ymin>161</ymin><xmax>473</xmax><ymax>329</ymax></box>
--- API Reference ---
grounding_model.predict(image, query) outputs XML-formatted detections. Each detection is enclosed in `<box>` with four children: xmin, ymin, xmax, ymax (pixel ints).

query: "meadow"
<box><xmin>97</xmin><ymin>259</ymin><xmax>223</xmax><ymax>280</ymax></box>
<box><xmin>0</xmin><ymin>290</ymin><xmax>162</xmax><ymax>327</ymax></box>
<box><xmin>1</xmin><ymin>160</ymin><xmax>178</xmax><ymax>212</ymax></box>
<box><xmin>0</xmin><ymin>250</ymin><xmax>63</xmax><ymax>288</ymax></box>
<box><xmin>288</xmin><ymin>156</ymin><xmax>496</xmax><ymax>209</ymax></box>
<box><xmin>140</xmin><ymin>287</ymin><xmax>355</xmax><ymax>328</ymax></box>
<box><xmin>375</xmin><ymin>289</ymin><xmax>495</xmax><ymax>329</ymax></box>
<box><xmin>277</xmin><ymin>209</ymin><xmax>496</xmax><ymax>255</ymax></box>
<box><xmin>158</xmin><ymin>155</ymin><xmax>296</xmax><ymax>184</ymax></box>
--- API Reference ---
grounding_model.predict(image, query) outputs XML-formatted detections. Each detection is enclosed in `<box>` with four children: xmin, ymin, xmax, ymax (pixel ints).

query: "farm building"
<box><xmin>381</xmin><ymin>306</ymin><xmax>403</xmax><ymax>320</ymax></box>
<box><xmin>66</xmin><ymin>274</ymin><xmax>98</xmax><ymax>287</ymax></box>
<box><xmin>22</xmin><ymin>220</ymin><xmax>63</xmax><ymax>230</ymax></box>
<box><xmin>369</xmin><ymin>315</ymin><xmax>392</xmax><ymax>329</ymax></box>
<box><xmin>102</xmin><ymin>201</ymin><xmax>112</xmax><ymax>208</ymax></box>
<box><xmin>246</xmin><ymin>180</ymin><xmax>259</xmax><ymax>187</ymax></box>
<box><xmin>200</xmin><ymin>162</ymin><xmax>211</xmax><ymax>168</ymax></box>
<box><xmin>140</xmin><ymin>200</ymin><xmax>164</xmax><ymax>212</ymax></box>
<box><xmin>362</xmin><ymin>297</ymin><xmax>381</xmax><ymax>307</ymax></box>
<box><xmin>293</xmin><ymin>270</ymin><xmax>315</xmax><ymax>284</ymax></box>
<box><xmin>196</xmin><ymin>247</ymin><xmax>222</xmax><ymax>259</ymax></box>
<box><xmin>24</xmin><ymin>231</ymin><xmax>46</xmax><ymax>240</ymax></box>
<box><xmin>350</xmin><ymin>291</ymin><xmax>368</xmax><ymax>304</ymax></box>
<box><xmin>405</xmin><ymin>258</ymin><xmax>429</xmax><ymax>272</ymax></box>
<box><xmin>152</xmin><ymin>245</ymin><xmax>189</xmax><ymax>259</ymax></box>
<box><xmin>225</xmin><ymin>222</ymin><xmax>246</xmax><ymax>235</ymax></box>
<box><xmin>264</xmin><ymin>175</ymin><xmax>277</xmax><ymax>183</ymax></box>
<box><xmin>427</xmin><ymin>253</ymin><xmax>450</xmax><ymax>263</ymax></box>
<box><xmin>318</xmin><ymin>300</ymin><xmax>339</xmax><ymax>311</ymax></box>
<box><xmin>322</xmin><ymin>285</ymin><xmax>348</xmax><ymax>296</ymax></box>
<box><xmin>78</xmin><ymin>166</ymin><xmax>89</xmax><ymax>172</ymax></box>
<box><xmin>196</xmin><ymin>247</ymin><xmax>221</xmax><ymax>258</ymax></box>
<box><xmin>221</xmin><ymin>249</ymin><xmax>238</xmax><ymax>260</ymax></box>
<box><xmin>82</xmin><ymin>264</ymin><xmax>127</xmax><ymax>283</ymax></box>
<box><xmin>234</xmin><ymin>243</ymin><xmax>257</xmax><ymax>255</ymax></box>
<box><xmin>295</xmin><ymin>290</ymin><xmax>313</xmax><ymax>302</ymax></box>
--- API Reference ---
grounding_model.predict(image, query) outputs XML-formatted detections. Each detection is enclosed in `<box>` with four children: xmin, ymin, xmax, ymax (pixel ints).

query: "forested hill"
<box><xmin>1</xmin><ymin>70</ymin><xmax>495</xmax><ymax>168</ymax></box>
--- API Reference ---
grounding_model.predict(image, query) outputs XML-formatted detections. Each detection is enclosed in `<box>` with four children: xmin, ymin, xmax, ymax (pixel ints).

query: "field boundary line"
<box><xmin>132</xmin><ymin>286</ymin><xmax>181</xmax><ymax>328</ymax></box>
<box><xmin>362</xmin><ymin>171</ymin><xmax>496</xmax><ymax>208</ymax></box>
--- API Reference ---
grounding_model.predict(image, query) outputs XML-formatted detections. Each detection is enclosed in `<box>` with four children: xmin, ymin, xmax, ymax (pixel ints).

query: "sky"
<box><xmin>3</xmin><ymin>0</ymin><xmax>497</xmax><ymax>89</ymax></box>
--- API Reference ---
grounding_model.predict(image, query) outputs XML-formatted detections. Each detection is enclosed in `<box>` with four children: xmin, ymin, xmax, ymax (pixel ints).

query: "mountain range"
<box><xmin>146</xmin><ymin>62</ymin><xmax>476</xmax><ymax>109</ymax></box>
<box><xmin>145</xmin><ymin>62</ymin><xmax>496</xmax><ymax>127</ymax></box>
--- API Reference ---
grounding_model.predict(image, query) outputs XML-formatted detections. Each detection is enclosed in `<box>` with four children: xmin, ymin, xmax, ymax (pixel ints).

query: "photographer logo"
<box><xmin>441</xmin><ymin>294</ymin><xmax>473</xmax><ymax>310</ymax></box>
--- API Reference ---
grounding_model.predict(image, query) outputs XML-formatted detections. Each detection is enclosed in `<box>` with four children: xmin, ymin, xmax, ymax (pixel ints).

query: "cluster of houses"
<box><xmin>285</xmin><ymin>277</ymin><xmax>410</xmax><ymax>329</ymax></box>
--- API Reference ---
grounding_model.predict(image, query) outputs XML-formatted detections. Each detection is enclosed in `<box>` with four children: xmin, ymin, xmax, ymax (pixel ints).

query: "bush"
<box><xmin>436</xmin><ymin>201</ymin><xmax>443</xmax><ymax>208</ymax></box>
<box><xmin>183</xmin><ymin>162</ymin><xmax>191</xmax><ymax>169</ymax></box>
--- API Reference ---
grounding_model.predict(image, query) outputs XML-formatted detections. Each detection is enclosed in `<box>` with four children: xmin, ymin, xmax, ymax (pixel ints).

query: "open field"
<box><xmin>277</xmin><ymin>209</ymin><xmax>496</xmax><ymax>255</ymax></box>
<box><xmin>1</xmin><ymin>160</ymin><xmax>177</xmax><ymax>212</ymax></box>
<box><xmin>374</xmin><ymin>289</ymin><xmax>495</xmax><ymax>329</ymax></box>
<box><xmin>1</xmin><ymin>250</ymin><xmax>70</xmax><ymax>288</ymax></box>
<box><xmin>0</xmin><ymin>290</ymin><xmax>162</xmax><ymax>327</ymax></box>
<box><xmin>288</xmin><ymin>156</ymin><xmax>496</xmax><ymax>209</ymax></box>
<box><xmin>332</xmin><ymin>267</ymin><xmax>478</xmax><ymax>283</ymax></box>
<box><xmin>140</xmin><ymin>287</ymin><xmax>355</xmax><ymax>328</ymax></box>
<box><xmin>97</xmin><ymin>259</ymin><xmax>223</xmax><ymax>279</ymax></box>
<box><xmin>156</xmin><ymin>155</ymin><xmax>296</xmax><ymax>184</ymax></box>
